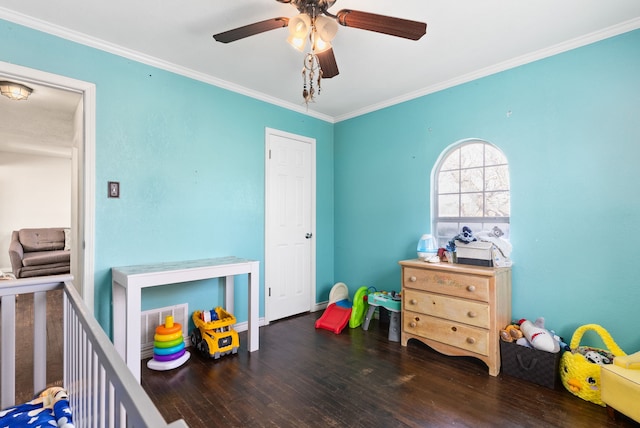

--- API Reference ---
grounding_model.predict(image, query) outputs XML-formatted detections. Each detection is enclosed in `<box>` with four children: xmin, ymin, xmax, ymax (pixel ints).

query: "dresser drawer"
<box><xmin>403</xmin><ymin>310</ymin><xmax>489</xmax><ymax>356</ymax></box>
<box><xmin>404</xmin><ymin>289</ymin><xmax>490</xmax><ymax>329</ymax></box>
<box><xmin>403</xmin><ymin>267</ymin><xmax>490</xmax><ymax>302</ymax></box>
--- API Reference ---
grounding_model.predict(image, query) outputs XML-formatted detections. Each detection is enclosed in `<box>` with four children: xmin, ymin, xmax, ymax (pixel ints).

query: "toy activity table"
<box><xmin>112</xmin><ymin>256</ymin><xmax>259</xmax><ymax>382</ymax></box>
<box><xmin>362</xmin><ymin>292</ymin><xmax>401</xmax><ymax>342</ymax></box>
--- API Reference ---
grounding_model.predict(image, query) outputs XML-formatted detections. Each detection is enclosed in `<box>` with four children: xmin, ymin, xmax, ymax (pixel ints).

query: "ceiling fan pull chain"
<box><xmin>303</xmin><ymin>52</ymin><xmax>321</xmax><ymax>104</ymax></box>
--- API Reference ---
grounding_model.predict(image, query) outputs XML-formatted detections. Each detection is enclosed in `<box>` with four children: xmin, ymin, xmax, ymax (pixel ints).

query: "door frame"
<box><xmin>264</xmin><ymin>127</ymin><xmax>316</xmax><ymax>324</ymax></box>
<box><xmin>0</xmin><ymin>61</ymin><xmax>96</xmax><ymax>311</ymax></box>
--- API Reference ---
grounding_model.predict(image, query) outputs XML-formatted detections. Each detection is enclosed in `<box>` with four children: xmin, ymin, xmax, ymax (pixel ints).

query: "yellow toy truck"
<box><xmin>190</xmin><ymin>307</ymin><xmax>239</xmax><ymax>359</ymax></box>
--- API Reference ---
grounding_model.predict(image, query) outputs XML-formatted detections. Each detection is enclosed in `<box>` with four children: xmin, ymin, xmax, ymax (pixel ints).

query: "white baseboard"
<box><xmin>312</xmin><ymin>301</ymin><xmax>328</xmax><ymax>312</ymax></box>
<box><xmin>233</xmin><ymin>317</ymin><xmax>267</xmax><ymax>333</ymax></box>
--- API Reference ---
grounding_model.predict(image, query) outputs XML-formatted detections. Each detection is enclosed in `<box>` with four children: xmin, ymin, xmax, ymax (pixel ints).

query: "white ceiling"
<box><xmin>1</xmin><ymin>0</ymin><xmax>640</xmax><ymax>123</ymax></box>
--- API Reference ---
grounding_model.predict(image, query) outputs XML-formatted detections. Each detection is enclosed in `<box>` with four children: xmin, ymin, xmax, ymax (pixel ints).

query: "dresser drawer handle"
<box><xmin>410</xmin><ymin>316</ymin><xmax>420</xmax><ymax>328</ymax></box>
<box><xmin>467</xmin><ymin>311</ymin><xmax>477</xmax><ymax>318</ymax></box>
<box><xmin>466</xmin><ymin>337</ymin><xmax>476</xmax><ymax>344</ymax></box>
<box><xmin>409</xmin><ymin>276</ymin><xmax>417</xmax><ymax>282</ymax></box>
<box><xmin>466</xmin><ymin>285</ymin><xmax>476</xmax><ymax>292</ymax></box>
<box><xmin>409</xmin><ymin>299</ymin><xmax>417</xmax><ymax>305</ymax></box>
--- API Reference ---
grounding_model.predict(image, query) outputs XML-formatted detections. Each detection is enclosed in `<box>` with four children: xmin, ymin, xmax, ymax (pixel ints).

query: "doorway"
<box><xmin>264</xmin><ymin>128</ymin><xmax>316</xmax><ymax>323</ymax></box>
<box><xmin>0</xmin><ymin>61</ymin><xmax>96</xmax><ymax>311</ymax></box>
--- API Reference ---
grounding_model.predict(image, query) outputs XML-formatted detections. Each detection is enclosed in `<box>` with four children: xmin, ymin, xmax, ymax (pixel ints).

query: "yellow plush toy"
<box><xmin>559</xmin><ymin>324</ymin><xmax>626</xmax><ymax>406</ymax></box>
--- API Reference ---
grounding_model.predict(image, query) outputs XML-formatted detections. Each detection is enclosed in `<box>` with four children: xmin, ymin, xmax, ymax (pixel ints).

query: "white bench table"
<box><xmin>112</xmin><ymin>256</ymin><xmax>260</xmax><ymax>382</ymax></box>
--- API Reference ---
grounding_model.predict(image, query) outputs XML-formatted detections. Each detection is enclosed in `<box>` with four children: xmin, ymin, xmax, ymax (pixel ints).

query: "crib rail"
<box><xmin>0</xmin><ymin>275</ymin><xmax>188</xmax><ymax>427</ymax></box>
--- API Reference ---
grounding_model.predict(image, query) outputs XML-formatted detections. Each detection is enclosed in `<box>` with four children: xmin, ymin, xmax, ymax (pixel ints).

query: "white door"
<box><xmin>265</xmin><ymin>128</ymin><xmax>315</xmax><ymax>322</ymax></box>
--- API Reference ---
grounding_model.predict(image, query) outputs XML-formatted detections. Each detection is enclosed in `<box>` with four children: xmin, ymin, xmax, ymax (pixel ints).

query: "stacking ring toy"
<box><xmin>154</xmin><ymin>322</ymin><xmax>181</xmax><ymax>336</ymax></box>
<box><xmin>153</xmin><ymin>330</ymin><xmax>182</xmax><ymax>342</ymax></box>
<box><xmin>153</xmin><ymin>348</ymin><xmax>186</xmax><ymax>362</ymax></box>
<box><xmin>147</xmin><ymin>315</ymin><xmax>190</xmax><ymax>371</ymax></box>
<box><xmin>154</xmin><ymin>343</ymin><xmax>185</xmax><ymax>356</ymax></box>
<box><xmin>153</xmin><ymin>336</ymin><xmax>184</xmax><ymax>349</ymax></box>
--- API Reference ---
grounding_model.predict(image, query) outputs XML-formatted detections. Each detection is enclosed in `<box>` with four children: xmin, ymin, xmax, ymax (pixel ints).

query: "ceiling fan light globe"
<box><xmin>313</xmin><ymin>38</ymin><xmax>331</xmax><ymax>53</ymax></box>
<box><xmin>287</xmin><ymin>34</ymin><xmax>307</xmax><ymax>52</ymax></box>
<box><xmin>288</xmin><ymin>13</ymin><xmax>311</xmax><ymax>38</ymax></box>
<box><xmin>315</xmin><ymin>15</ymin><xmax>338</xmax><ymax>42</ymax></box>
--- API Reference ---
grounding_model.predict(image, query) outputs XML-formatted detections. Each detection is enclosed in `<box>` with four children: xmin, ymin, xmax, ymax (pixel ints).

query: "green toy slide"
<box><xmin>349</xmin><ymin>286</ymin><xmax>370</xmax><ymax>328</ymax></box>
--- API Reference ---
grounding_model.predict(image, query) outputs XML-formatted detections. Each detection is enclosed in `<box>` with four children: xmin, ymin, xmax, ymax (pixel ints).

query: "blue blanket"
<box><xmin>0</xmin><ymin>387</ymin><xmax>74</xmax><ymax>427</ymax></box>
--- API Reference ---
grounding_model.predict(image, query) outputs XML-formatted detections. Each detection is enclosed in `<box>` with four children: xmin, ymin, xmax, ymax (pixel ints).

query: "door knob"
<box><xmin>305</xmin><ymin>233</ymin><xmax>313</xmax><ymax>239</ymax></box>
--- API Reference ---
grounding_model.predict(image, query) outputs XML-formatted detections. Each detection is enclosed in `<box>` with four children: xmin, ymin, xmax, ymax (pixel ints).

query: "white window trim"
<box><xmin>431</xmin><ymin>138</ymin><xmax>510</xmax><ymax>246</ymax></box>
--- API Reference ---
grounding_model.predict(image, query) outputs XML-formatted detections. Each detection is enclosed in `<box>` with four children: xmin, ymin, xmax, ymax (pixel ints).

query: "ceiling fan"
<box><xmin>213</xmin><ymin>0</ymin><xmax>427</xmax><ymax>103</ymax></box>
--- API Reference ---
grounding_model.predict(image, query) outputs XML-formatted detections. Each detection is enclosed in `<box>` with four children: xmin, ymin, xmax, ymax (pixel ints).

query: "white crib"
<box><xmin>0</xmin><ymin>275</ymin><xmax>188</xmax><ymax>427</ymax></box>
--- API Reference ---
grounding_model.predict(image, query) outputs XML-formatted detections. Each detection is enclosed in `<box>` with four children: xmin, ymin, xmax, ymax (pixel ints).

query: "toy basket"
<box><xmin>559</xmin><ymin>324</ymin><xmax>626</xmax><ymax>406</ymax></box>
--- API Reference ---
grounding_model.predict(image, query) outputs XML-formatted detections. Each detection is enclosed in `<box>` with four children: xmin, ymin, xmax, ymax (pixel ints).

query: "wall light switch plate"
<box><xmin>108</xmin><ymin>181</ymin><xmax>120</xmax><ymax>198</ymax></box>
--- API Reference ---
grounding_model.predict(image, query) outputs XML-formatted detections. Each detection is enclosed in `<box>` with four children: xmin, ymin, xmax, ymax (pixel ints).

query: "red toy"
<box><xmin>315</xmin><ymin>282</ymin><xmax>351</xmax><ymax>334</ymax></box>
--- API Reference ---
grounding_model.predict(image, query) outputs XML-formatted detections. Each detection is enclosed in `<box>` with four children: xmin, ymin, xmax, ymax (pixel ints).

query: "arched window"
<box><xmin>432</xmin><ymin>139</ymin><xmax>510</xmax><ymax>247</ymax></box>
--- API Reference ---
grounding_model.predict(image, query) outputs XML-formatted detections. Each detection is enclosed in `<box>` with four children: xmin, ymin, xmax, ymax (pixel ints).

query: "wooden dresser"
<box><xmin>399</xmin><ymin>259</ymin><xmax>511</xmax><ymax>376</ymax></box>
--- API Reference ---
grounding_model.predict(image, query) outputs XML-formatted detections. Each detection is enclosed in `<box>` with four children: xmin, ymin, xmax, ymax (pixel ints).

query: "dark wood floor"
<box><xmin>6</xmin><ymin>292</ymin><xmax>638</xmax><ymax>427</ymax></box>
<box><xmin>141</xmin><ymin>313</ymin><xmax>639</xmax><ymax>428</ymax></box>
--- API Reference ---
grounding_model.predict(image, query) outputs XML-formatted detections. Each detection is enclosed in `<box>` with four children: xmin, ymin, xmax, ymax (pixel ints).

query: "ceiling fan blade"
<box><xmin>335</xmin><ymin>10</ymin><xmax>426</xmax><ymax>41</ymax></box>
<box><xmin>213</xmin><ymin>18</ymin><xmax>289</xmax><ymax>43</ymax></box>
<box><xmin>317</xmin><ymin>48</ymin><xmax>339</xmax><ymax>79</ymax></box>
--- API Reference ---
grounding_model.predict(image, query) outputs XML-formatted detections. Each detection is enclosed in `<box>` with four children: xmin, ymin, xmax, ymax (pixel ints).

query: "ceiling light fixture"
<box><xmin>0</xmin><ymin>81</ymin><xmax>33</xmax><ymax>101</ymax></box>
<box><xmin>288</xmin><ymin>12</ymin><xmax>338</xmax><ymax>104</ymax></box>
<box><xmin>213</xmin><ymin>0</ymin><xmax>426</xmax><ymax>106</ymax></box>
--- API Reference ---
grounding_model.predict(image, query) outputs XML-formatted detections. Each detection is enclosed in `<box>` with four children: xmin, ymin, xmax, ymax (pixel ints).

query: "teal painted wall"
<box><xmin>0</xmin><ymin>19</ymin><xmax>335</xmax><ymax>335</ymax></box>
<box><xmin>3</xmin><ymin>16</ymin><xmax>638</xmax><ymax>353</ymax></box>
<box><xmin>335</xmin><ymin>30</ymin><xmax>640</xmax><ymax>351</ymax></box>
